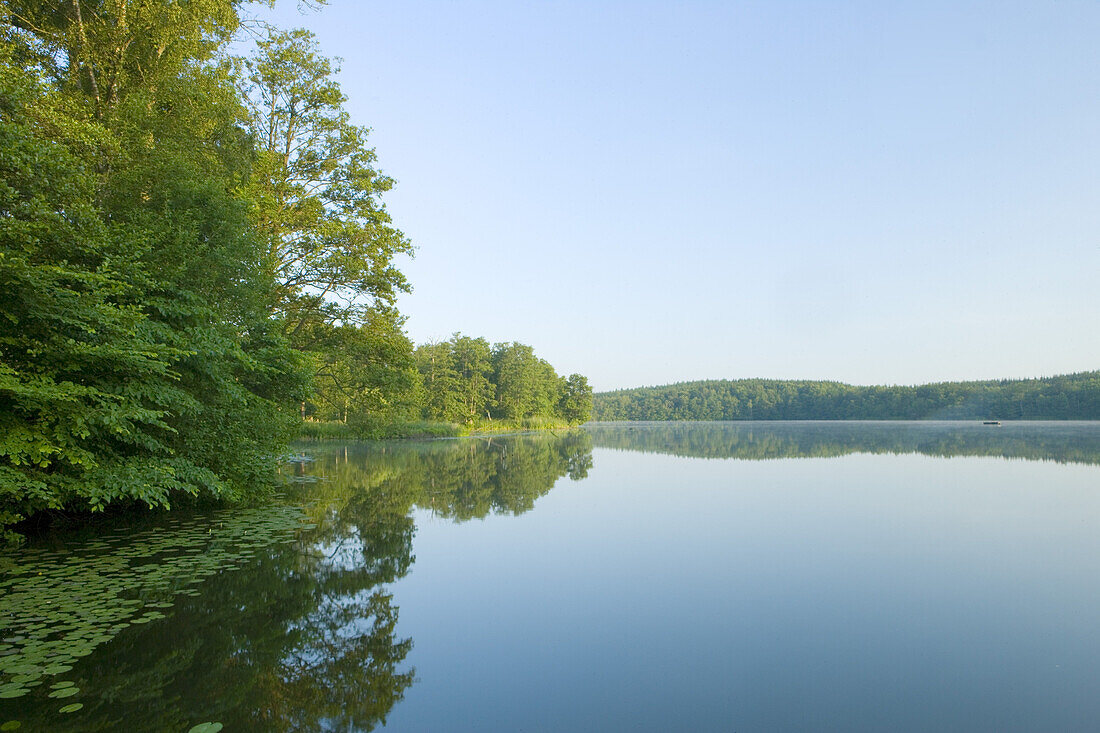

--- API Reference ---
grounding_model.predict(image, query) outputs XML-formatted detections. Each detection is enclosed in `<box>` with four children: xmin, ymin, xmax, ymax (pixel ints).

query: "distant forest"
<box><xmin>593</xmin><ymin>372</ymin><xmax>1100</xmax><ymax>421</ymax></box>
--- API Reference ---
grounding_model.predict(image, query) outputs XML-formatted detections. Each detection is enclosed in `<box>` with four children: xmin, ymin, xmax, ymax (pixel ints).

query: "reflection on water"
<box><xmin>381</xmin><ymin>423</ymin><xmax>1100</xmax><ymax>732</ymax></box>
<box><xmin>587</xmin><ymin>420</ymin><xmax>1100</xmax><ymax>464</ymax></box>
<box><xmin>0</xmin><ymin>431</ymin><xmax>593</xmax><ymax>731</ymax></box>
<box><xmin>4</xmin><ymin>424</ymin><xmax>1099</xmax><ymax>731</ymax></box>
<box><xmin>307</xmin><ymin>430</ymin><xmax>593</xmax><ymax>522</ymax></box>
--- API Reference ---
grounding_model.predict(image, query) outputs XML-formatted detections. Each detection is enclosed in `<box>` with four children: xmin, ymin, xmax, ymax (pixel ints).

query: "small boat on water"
<box><xmin>983</xmin><ymin>420</ymin><xmax>1001</xmax><ymax>426</ymax></box>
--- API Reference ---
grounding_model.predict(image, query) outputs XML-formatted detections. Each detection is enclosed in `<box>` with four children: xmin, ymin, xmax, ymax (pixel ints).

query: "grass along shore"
<box><xmin>298</xmin><ymin>416</ymin><xmax>580</xmax><ymax>441</ymax></box>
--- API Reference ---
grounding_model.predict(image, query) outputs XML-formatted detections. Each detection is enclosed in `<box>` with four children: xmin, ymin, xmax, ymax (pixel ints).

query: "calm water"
<box><xmin>3</xmin><ymin>421</ymin><xmax>1100</xmax><ymax>731</ymax></box>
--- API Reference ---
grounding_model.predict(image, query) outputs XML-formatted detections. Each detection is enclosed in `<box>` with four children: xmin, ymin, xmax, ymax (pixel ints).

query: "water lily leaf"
<box><xmin>187</xmin><ymin>723</ymin><xmax>224</xmax><ymax>733</ymax></box>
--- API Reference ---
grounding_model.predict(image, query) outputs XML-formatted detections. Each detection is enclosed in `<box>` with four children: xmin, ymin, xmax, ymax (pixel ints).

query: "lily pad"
<box><xmin>58</xmin><ymin>703</ymin><xmax>83</xmax><ymax>713</ymax></box>
<box><xmin>188</xmin><ymin>723</ymin><xmax>223</xmax><ymax>733</ymax></box>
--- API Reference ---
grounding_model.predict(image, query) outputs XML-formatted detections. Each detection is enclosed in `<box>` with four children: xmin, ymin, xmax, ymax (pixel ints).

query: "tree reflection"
<box><xmin>4</xmin><ymin>430</ymin><xmax>595</xmax><ymax>731</ymax></box>
<box><xmin>307</xmin><ymin>429</ymin><xmax>595</xmax><ymax>521</ymax></box>
<box><xmin>586</xmin><ymin>421</ymin><xmax>1100</xmax><ymax>465</ymax></box>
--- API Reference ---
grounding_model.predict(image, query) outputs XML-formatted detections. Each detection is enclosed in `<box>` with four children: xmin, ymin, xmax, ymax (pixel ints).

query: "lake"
<box><xmin>2</xmin><ymin>421</ymin><xmax>1100</xmax><ymax>731</ymax></box>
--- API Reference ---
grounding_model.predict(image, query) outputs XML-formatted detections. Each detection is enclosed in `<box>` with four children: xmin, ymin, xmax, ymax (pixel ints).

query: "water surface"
<box><xmin>3</xmin><ymin>422</ymin><xmax>1099</xmax><ymax>731</ymax></box>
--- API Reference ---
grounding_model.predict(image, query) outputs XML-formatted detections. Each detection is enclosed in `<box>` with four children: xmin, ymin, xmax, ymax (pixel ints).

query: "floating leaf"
<box><xmin>43</xmin><ymin>660</ymin><xmax>74</xmax><ymax>673</ymax></box>
<box><xmin>0</xmin><ymin>504</ymin><xmax>309</xmax><ymax>699</ymax></box>
<box><xmin>58</xmin><ymin>703</ymin><xmax>83</xmax><ymax>713</ymax></box>
<box><xmin>187</xmin><ymin>723</ymin><xmax>224</xmax><ymax>733</ymax></box>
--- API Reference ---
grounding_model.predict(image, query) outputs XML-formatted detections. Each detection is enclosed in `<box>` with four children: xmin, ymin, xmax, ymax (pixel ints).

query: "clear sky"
<box><xmin>249</xmin><ymin>0</ymin><xmax>1100</xmax><ymax>392</ymax></box>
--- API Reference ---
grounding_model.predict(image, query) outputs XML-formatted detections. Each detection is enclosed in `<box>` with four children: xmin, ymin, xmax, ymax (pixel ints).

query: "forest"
<box><xmin>304</xmin><ymin>331</ymin><xmax>592</xmax><ymax>439</ymax></box>
<box><xmin>593</xmin><ymin>372</ymin><xmax>1100</xmax><ymax>422</ymax></box>
<box><xmin>0</xmin><ymin>1</ymin><xmax>589</xmax><ymax>539</ymax></box>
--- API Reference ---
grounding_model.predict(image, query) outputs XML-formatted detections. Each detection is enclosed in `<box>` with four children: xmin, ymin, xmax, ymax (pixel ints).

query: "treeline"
<box><xmin>0</xmin><ymin>2</ymin><xmax>588</xmax><ymax>539</ymax></box>
<box><xmin>593</xmin><ymin>372</ymin><xmax>1100</xmax><ymax>421</ymax></box>
<box><xmin>304</xmin><ymin>331</ymin><xmax>592</xmax><ymax>435</ymax></box>
<box><xmin>412</xmin><ymin>335</ymin><xmax>591</xmax><ymax>426</ymax></box>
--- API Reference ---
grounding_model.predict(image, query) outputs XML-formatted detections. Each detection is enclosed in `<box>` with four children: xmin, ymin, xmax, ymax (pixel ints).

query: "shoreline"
<box><xmin>297</xmin><ymin>419</ymin><xmax>582</xmax><ymax>442</ymax></box>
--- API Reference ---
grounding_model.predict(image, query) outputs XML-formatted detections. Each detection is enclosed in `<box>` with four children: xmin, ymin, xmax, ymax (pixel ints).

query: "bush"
<box><xmin>298</xmin><ymin>420</ymin><xmax>463</xmax><ymax>441</ymax></box>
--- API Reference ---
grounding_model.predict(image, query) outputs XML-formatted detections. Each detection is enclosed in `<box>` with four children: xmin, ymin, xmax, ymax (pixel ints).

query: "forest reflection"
<box><xmin>302</xmin><ymin>429</ymin><xmax>594</xmax><ymax>521</ymax></box>
<box><xmin>5</xmin><ymin>431</ymin><xmax>593</xmax><ymax>731</ymax></box>
<box><xmin>586</xmin><ymin>421</ymin><xmax>1100</xmax><ymax>465</ymax></box>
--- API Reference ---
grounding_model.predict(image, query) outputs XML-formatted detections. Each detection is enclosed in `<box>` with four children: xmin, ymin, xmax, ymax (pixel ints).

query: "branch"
<box><xmin>70</xmin><ymin>0</ymin><xmax>103</xmax><ymax>117</ymax></box>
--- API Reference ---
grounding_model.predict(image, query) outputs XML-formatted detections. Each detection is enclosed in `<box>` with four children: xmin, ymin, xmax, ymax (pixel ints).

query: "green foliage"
<box><xmin>237</xmin><ymin>28</ymin><xmax>412</xmax><ymax>335</ymax></box>
<box><xmin>412</xmin><ymin>335</ymin><xmax>592</xmax><ymax>427</ymax></box>
<box><xmin>558</xmin><ymin>373</ymin><xmax>594</xmax><ymax>424</ymax></box>
<box><xmin>593</xmin><ymin>372</ymin><xmax>1100</xmax><ymax>421</ymax></box>
<box><xmin>0</xmin><ymin>56</ymin><xmax>184</xmax><ymax>529</ymax></box>
<box><xmin>299</xmin><ymin>419</ymin><xmax>461</xmax><ymax>441</ymax></box>
<box><xmin>411</xmin><ymin>335</ymin><xmax>492</xmax><ymax>423</ymax></box>
<box><xmin>0</xmin><ymin>4</ymin><xmax>316</xmax><ymax>539</ymax></box>
<box><xmin>491</xmin><ymin>342</ymin><xmax>557</xmax><ymax>419</ymax></box>
<box><xmin>305</xmin><ymin>312</ymin><xmax>422</xmax><ymax>425</ymax></box>
<box><xmin>0</xmin><ymin>0</ymin><xmax>586</xmax><ymax>542</ymax></box>
<box><xmin>231</xmin><ymin>26</ymin><xmax>424</xmax><ymax>440</ymax></box>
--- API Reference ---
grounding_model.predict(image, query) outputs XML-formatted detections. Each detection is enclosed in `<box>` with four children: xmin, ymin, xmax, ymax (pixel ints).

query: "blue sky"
<box><xmin>250</xmin><ymin>0</ymin><xmax>1100</xmax><ymax>391</ymax></box>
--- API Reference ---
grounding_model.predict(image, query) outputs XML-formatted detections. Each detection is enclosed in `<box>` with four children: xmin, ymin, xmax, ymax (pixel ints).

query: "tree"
<box><xmin>0</xmin><ymin>54</ymin><xmax>184</xmax><ymax>533</ymax></box>
<box><xmin>450</xmin><ymin>335</ymin><xmax>493</xmax><ymax>423</ymax></box>
<box><xmin>308</xmin><ymin>312</ymin><xmax>421</xmax><ymax>424</ymax></box>
<box><xmin>414</xmin><ymin>339</ymin><xmax>461</xmax><ymax>422</ymax></box>
<box><xmin>237</xmin><ymin>28</ymin><xmax>412</xmax><ymax>339</ymax></box>
<box><xmin>412</xmin><ymin>334</ymin><xmax>493</xmax><ymax>424</ymax></box>
<box><xmin>491</xmin><ymin>342</ymin><xmax>557</xmax><ymax>420</ymax></box>
<box><xmin>0</xmin><ymin>3</ymin><xmax>313</xmax><ymax>539</ymax></box>
<box><xmin>557</xmin><ymin>374</ymin><xmax>593</xmax><ymax>424</ymax></box>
